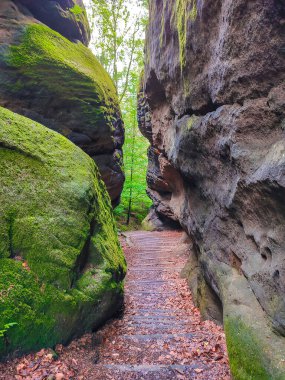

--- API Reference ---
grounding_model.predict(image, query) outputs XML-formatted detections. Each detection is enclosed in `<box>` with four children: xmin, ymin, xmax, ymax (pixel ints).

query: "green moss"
<box><xmin>142</xmin><ymin>218</ymin><xmax>156</xmax><ymax>232</ymax></box>
<box><xmin>160</xmin><ymin>1</ymin><xmax>167</xmax><ymax>47</ymax></box>
<box><xmin>70</xmin><ymin>4</ymin><xmax>84</xmax><ymax>16</ymax></box>
<box><xmin>225</xmin><ymin>317</ymin><xmax>272</xmax><ymax>380</ymax></box>
<box><xmin>7</xmin><ymin>23</ymin><xmax>116</xmax><ymax>100</ymax></box>
<box><xmin>174</xmin><ymin>0</ymin><xmax>197</xmax><ymax>71</ymax></box>
<box><xmin>186</xmin><ymin>115</ymin><xmax>198</xmax><ymax>130</ymax></box>
<box><xmin>0</xmin><ymin>107</ymin><xmax>126</xmax><ymax>358</ymax></box>
<box><xmin>0</xmin><ymin>259</ymin><xmax>56</xmax><ymax>355</ymax></box>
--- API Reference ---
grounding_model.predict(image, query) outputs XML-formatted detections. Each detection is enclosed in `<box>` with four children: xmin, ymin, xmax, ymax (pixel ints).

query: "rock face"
<box><xmin>139</xmin><ymin>0</ymin><xmax>285</xmax><ymax>378</ymax></box>
<box><xmin>0</xmin><ymin>106</ymin><xmax>126</xmax><ymax>358</ymax></box>
<box><xmin>0</xmin><ymin>0</ymin><xmax>124</xmax><ymax>206</ymax></box>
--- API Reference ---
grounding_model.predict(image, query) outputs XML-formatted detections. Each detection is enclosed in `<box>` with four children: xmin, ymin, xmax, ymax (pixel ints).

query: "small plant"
<box><xmin>0</xmin><ymin>322</ymin><xmax>18</xmax><ymax>347</ymax></box>
<box><xmin>70</xmin><ymin>4</ymin><xmax>84</xmax><ymax>16</ymax></box>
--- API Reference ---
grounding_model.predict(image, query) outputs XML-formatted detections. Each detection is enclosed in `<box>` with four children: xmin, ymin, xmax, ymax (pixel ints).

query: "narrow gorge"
<box><xmin>0</xmin><ymin>1</ymin><xmax>284</xmax><ymax>379</ymax></box>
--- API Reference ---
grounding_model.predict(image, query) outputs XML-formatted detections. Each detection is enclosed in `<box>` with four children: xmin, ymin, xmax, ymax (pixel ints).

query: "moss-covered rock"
<box><xmin>199</xmin><ymin>252</ymin><xmax>285</xmax><ymax>380</ymax></box>
<box><xmin>0</xmin><ymin>1</ymin><xmax>124</xmax><ymax>206</ymax></box>
<box><xmin>0</xmin><ymin>106</ymin><xmax>126</xmax><ymax>359</ymax></box>
<box><xmin>2</xmin><ymin>22</ymin><xmax>117</xmax><ymax>139</ymax></box>
<box><xmin>224</xmin><ymin>318</ymin><xmax>271</xmax><ymax>380</ymax></box>
<box><xmin>18</xmin><ymin>0</ymin><xmax>91</xmax><ymax>45</ymax></box>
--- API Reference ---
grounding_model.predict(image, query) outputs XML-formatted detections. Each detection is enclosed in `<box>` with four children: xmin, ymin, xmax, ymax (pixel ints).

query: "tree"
<box><xmin>121</xmin><ymin>72</ymin><xmax>152</xmax><ymax>228</ymax></box>
<box><xmin>87</xmin><ymin>0</ymin><xmax>151</xmax><ymax>229</ymax></box>
<box><xmin>89</xmin><ymin>0</ymin><xmax>147</xmax><ymax>101</ymax></box>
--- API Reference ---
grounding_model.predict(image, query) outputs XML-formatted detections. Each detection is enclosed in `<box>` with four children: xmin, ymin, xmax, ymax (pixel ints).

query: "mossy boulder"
<box><xmin>17</xmin><ymin>0</ymin><xmax>91</xmax><ymax>45</ymax></box>
<box><xmin>0</xmin><ymin>0</ymin><xmax>124</xmax><ymax>206</ymax></box>
<box><xmin>0</xmin><ymin>106</ymin><xmax>126</xmax><ymax>359</ymax></box>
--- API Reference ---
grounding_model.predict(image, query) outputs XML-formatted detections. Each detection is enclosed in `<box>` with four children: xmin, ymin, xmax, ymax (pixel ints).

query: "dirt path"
<box><xmin>1</xmin><ymin>231</ymin><xmax>231</xmax><ymax>380</ymax></box>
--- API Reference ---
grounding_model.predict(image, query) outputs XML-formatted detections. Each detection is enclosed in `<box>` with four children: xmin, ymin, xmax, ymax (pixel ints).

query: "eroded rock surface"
<box><xmin>0</xmin><ymin>0</ymin><xmax>124</xmax><ymax>206</ymax></box>
<box><xmin>0</xmin><ymin>106</ymin><xmax>126</xmax><ymax>358</ymax></box>
<box><xmin>139</xmin><ymin>0</ymin><xmax>285</xmax><ymax>378</ymax></box>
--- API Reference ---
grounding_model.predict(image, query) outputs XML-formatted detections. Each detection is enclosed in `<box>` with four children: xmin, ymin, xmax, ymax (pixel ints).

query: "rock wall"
<box><xmin>0</xmin><ymin>106</ymin><xmax>126</xmax><ymax>358</ymax></box>
<box><xmin>0</xmin><ymin>0</ymin><xmax>124</xmax><ymax>206</ymax></box>
<box><xmin>139</xmin><ymin>0</ymin><xmax>285</xmax><ymax>378</ymax></box>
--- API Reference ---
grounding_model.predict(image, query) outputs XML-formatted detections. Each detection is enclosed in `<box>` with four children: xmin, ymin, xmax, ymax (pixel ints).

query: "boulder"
<box><xmin>0</xmin><ymin>0</ymin><xmax>124</xmax><ymax>206</ymax></box>
<box><xmin>0</xmin><ymin>106</ymin><xmax>126</xmax><ymax>358</ymax></box>
<box><xmin>139</xmin><ymin>0</ymin><xmax>285</xmax><ymax>378</ymax></box>
<box><xmin>16</xmin><ymin>0</ymin><xmax>91</xmax><ymax>45</ymax></box>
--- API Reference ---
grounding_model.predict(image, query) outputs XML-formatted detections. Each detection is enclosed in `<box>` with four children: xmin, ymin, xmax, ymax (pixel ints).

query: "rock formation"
<box><xmin>0</xmin><ymin>106</ymin><xmax>126</xmax><ymax>358</ymax></box>
<box><xmin>0</xmin><ymin>0</ymin><xmax>124</xmax><ymax>206</ymax></box>
<box><xmin>139</xmin><ymin>0</ymin><xmax>285</xmax><ymax>378</ymax></box>
<box><xmin>17</xmin><ymin>0</ymin><xmax>91</xmax><ymax>45</ymax></box>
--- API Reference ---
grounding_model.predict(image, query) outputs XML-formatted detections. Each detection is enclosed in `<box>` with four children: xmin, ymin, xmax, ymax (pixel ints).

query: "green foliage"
<box><xmin>0</xmin><ymin>107</ymin><xmax>126</xmax><ymax>357</ymax></box>
<box><xmin>114</xmin><ymin>83</ymin><xmax>151</xmax><ymax>230</ymax></box>
<box><xmin>0</xmin><ymin>323</ymin><xmax>18</xmax><ymax>339</ymax></box>
<box><xmin>88</xmin><ymin>0</ymin><xmax>148</xmax><ymax>97</ymax></box>
<box><xmin>87</xmin><ymin>0</ymin><xmax>151</xmax><ymax>230</ymax></box>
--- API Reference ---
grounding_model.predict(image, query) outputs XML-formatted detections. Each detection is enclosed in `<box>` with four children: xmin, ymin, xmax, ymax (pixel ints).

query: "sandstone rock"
<box><xmin>142</xmin><ymin>207</ymin><xmax>181</xmax><ymax>232</ymax></box>
<box><xmin>16</xmin><ymin>0</ymin><xmax>90</xmax><ymax>45</ymax></box>
<box><xmin>140</xmin><ymin>0</ymin><xmax>285</xmax><ymax>378</ymax></box>
<box><xmin>0</xmin><ymin>0</ymin><xmax>124</xmax><ymax>206</ymax></box>
<box><xmin>0</xmin><ymin>107</ymin><xmax>126</xmax><ymax>358</ymax></box>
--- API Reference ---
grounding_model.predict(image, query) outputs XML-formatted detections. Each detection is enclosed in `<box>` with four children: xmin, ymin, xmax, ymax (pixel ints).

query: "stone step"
<box><xmin>125</xmin><ymin>284</ymin><xmax>171</xmax><ymax>289</ymax></box>
<box><xmin>123</xmin><ymin>322</ymin><xmax>190</xmax><ymax>329</ymax></box>
<box><xmin>126</xmin><ymin>291</ymin><xmax>177</xmax><ymax>295</ymax></box>
<box><xmin>132</xmin><ymin>256</ymin><xmax>175</xmax><ymax>264</ymax></box>
<box><xmin>110</xmin><ymin>334</ymin><xmax>196</xmax><ymax>343</ymax></box>
<box><xmin>129</xmin><ymin>263</ymin><xmax>179</xmax><ymax>268</ymax></box>
<box><xmin>130</xmin><ymin>309</ymin><xmax>182</xmax><ymax>316</ymax></box>
<box><xmin>95</xmin><ymin>364</ymin><xmax>208</xmax><ymax>379</ymax></box>
<box><xmin>101</xmin><ymin>365</ymin><xmax>202</xmax><ymax>371</ymax></box>
<box><xmin>129</xmin><ymin>315</ymin><xmax>193</xmax><ymax>320</ymax></box>
<box><xmin>127</xmin><ymin>280</ymin><xmax>168</xmax><ymax>283</ymax></box>
<box><xmin>132</xmin><ymin>248</ymin><xmax>175</xmax><ymax>254</ymax></box>
<box><xmin>128</xmin><ymin>267</ymin><xmax>184</xmax><ymax>272</ymax></box>
<box><xmin>126</xmin><ymin>303</ymin><xmax>180</xmax><ymax>309</ymax></box>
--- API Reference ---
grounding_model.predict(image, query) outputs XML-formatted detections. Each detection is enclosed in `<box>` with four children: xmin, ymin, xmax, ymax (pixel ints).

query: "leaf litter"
<box><xmin>0</xmin><ymin>231</ymin><xmax>231</xmax><ymax>379</ymax></box>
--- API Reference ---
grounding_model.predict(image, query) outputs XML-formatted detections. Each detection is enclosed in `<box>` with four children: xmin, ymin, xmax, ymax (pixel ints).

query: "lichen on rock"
<box><xmin>0</xmin><ymin>106</ymin><xmax>126</xmax><ymax>358</ymax></box>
